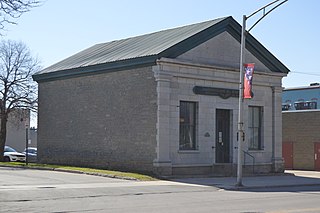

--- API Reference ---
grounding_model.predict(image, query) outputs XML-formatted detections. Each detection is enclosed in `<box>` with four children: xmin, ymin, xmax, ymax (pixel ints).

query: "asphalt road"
<box><xmin>1</xmin><ymin>167</ymin><xmax>320</xmax><ymax>213</ymax></box>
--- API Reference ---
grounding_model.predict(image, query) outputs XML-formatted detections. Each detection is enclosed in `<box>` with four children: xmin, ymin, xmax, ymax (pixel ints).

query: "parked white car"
<box><xmin>4</xmin><ymin>146</ymin><xmax>26</xmax><ymax>162</ymax></box>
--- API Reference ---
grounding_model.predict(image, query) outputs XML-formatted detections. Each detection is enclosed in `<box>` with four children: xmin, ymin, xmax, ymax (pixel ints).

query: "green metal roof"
<box><xmin>33</xmin><ymin>16</ymin><xmax>290</xmax><ymax>82</ymax></box>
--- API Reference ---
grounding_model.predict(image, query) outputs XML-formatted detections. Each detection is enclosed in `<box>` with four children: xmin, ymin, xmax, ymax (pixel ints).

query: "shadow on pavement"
<box><xmin>170</xmin><ymin>172</ymin><xmax>320</xmax><ymax>192</ymax></box>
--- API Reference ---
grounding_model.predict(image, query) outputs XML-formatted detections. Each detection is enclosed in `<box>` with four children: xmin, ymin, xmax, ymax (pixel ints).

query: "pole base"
<box><xmin>235</xmin><ymin>182</ymin><xmax>244</xmax><ymax>187</ymax></box>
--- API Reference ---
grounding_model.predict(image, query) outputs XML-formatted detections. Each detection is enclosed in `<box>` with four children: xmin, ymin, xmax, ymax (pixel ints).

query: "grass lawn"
<box><xmin>0</xmin><ymin>162</ymin><xmax>157</xmax><ymax>181</ymax></box>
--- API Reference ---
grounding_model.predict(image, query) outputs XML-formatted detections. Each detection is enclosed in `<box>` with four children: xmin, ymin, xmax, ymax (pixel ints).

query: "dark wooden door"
<box><xmin>282</xmin><ymin>142</ymin><xmax>293</xmax><ymax>169</ymax></box>
<box><xmin>315</xmin><ymin>142</ymin><xmax>320</xmax><ymax>171</ymax></box>
<box><xmin>216</xmin><ymin>109</ymin><xmax>230</xmax><ymax>163</ymax></box>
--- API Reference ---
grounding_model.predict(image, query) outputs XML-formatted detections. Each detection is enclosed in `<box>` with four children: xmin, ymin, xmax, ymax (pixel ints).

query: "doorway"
<box><xmin>215</xmin><ymin>109</ymin><xmax>231</xmax><ymax>163</ymax></box>
<box><xmin>283</xmin><ymin>142</ymin><xmax>293</xmax><ymax>169</ymax></box>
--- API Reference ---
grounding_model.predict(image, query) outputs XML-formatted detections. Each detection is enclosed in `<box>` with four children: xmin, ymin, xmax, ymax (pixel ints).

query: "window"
<box><xmin>282</xmin><ymin>103</ymin><xmax>291</xmax><ymax>111</ymax></box>
<box><xmin>179</xmin><ymin>101</ymin><xmax>197</xmax><ymax>150</ymax></box>
<box><xmin>248</xmin><ymin>106</ymin><xmax>263</xmax><ymax>150</ymax></box>
<box><xmin>294</xmin><ymin>101</ymin><xmax>317</xmax><ymax>110</ymax></box>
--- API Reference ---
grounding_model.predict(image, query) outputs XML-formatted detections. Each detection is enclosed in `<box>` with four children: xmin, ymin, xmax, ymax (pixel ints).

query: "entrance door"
<box><xmin>315</xmin><ymin>142</ymin><xmax>320</xmax><ymax>171</ymax></box>
<box><xmin>283</xmin><ymin>142</ymin><xmax>293</xmax><ymax>169</ymax></box>
<box><xmin>216</xmin><ymin>109</ymin><xmax>230</xmax><ymax>163</ymax></box>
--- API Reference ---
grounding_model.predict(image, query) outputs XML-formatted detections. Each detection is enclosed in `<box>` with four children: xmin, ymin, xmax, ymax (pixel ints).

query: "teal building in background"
<box><xmin>282</xmin><ymin>83</ymin><xmax>320</xmax><ymax>111</ymax></box>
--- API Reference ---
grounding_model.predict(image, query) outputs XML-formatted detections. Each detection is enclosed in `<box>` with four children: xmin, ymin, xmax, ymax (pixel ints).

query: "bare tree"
<box><xmin>0</xmin><ymin>40</ymin><xmax>40</xmax><ymax>161</ymax></box>
<box><xmin>0</xmin><ymin>0</ymin><xmax>40</xmax><ymax>31</ymax></box>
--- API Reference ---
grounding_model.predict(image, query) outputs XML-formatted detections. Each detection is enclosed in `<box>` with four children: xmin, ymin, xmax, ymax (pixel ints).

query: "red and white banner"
<box><xmin>243</xmin><ymin>63</ymin><xmax>254</xmax><ymax>99</ymax></box>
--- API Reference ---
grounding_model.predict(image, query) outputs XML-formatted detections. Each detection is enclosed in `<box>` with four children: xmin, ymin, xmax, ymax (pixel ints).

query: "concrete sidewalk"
<box><xmin>170</xmin><ymin>170</ymin><xmax>320</xmax><ymax>190</ymax></box>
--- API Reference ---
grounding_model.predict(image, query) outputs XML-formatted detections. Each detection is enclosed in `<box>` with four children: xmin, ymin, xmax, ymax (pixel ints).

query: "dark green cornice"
<box><xmin>33</xmin><ymin>55</ymin><xmax>157</xmax><ymax>82</ymax></box>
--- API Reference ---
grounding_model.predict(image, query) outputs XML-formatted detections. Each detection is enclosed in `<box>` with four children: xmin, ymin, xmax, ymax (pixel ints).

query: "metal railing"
<box><xmin>243</xmin><ymin>150</ymin><xmax>255</xmax><ymax>174</ymax></box>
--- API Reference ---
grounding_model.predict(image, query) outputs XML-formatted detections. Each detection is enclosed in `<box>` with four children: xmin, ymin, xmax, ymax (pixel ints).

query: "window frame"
<box><xmin>179</xmin><ymin>101</ymin><xmax>197</xmax><ymax>151</ymax></box>
<box><xmin>248</xmin><ymin>106</ymin><xmax>263</xmax><ymax>151</ymax></box>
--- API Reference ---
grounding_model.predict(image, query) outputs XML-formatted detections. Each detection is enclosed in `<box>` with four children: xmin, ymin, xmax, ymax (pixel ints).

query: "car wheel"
<box><xmin>4</xmin><ymin>156</ymin><xmax>10</xmax><ymax>162</ymax></box>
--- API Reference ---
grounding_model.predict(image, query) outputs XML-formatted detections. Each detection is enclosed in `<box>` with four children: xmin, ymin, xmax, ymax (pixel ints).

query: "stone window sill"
<box><xmin>178</xmin><ymin>150</ymin><xmax>200</xmax><ymax>154</ymax></box>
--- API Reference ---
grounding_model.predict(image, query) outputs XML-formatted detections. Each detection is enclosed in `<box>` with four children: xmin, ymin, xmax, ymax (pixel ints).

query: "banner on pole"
<box><xmin>243</xmin><ymin>63</ymin><xmax>254</xmax><ymax>99</ymax></box>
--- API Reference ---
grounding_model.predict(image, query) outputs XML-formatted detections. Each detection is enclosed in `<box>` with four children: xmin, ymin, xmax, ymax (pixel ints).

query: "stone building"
<box><xmin>33</xmin><ymin>16</ymin><xmax>289</xmax><ymax>176</ymax></box>
<box><xmin>5</xmin><ymin>109</ymin><xmax>34</xmax><ymax>152</ymax></box>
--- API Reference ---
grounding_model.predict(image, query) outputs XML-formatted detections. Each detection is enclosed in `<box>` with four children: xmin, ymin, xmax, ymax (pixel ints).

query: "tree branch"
<box><xmin>0</xmin><ymin>0</ymin><xmax>41</xmax><ymax>32</ymax></box>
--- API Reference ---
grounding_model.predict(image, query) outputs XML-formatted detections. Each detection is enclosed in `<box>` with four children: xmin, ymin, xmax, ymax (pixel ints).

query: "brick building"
<box><xmin>282</xmin><ymin>108</ymin><xmax>320</xmax><ymax>171</ymax></box>
<box><xmin>282</xmin><ymin>85</ymin><xmax>320</xmax><ymax>171</ymax></box>
<box><xmin>33</xmin><ymin>17</ymin><xmax>289</xmax><ymax>176</ymax></box>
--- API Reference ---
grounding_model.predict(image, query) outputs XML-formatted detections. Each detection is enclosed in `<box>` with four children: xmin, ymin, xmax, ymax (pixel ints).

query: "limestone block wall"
<box><xmin>178</xmin><ymin>31</ymin><xmax>269</xmax><ymax>72</ymax></box>
<box><xmin>154</xmin><ymin>57</ymin><xmax>284</xmax><ymax>170</ymax></box>
<box><xmin>167</xmin><ymin>30</ymin><xmax>285</xmax><ymax>172</ymax></box>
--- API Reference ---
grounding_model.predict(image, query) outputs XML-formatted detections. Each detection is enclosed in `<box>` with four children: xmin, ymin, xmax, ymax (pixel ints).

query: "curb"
<box><xmin>222</xmin><ymin>183</ymin><xmax>320</xmax><ymax>191</ymax></box>
<box><xmin>216</xmin><ymin>183</ymin><xmax>320</xmax><ymax>191</ymax></box>
<box><xmin>54</xmin><ymin>168</ymin><xmax>139</xmax><ymax>181</ymax></box>
<box><xmin>0</xmin><ymin>165</ymin><xmax>139</xmax><ymax>181</ymax></box>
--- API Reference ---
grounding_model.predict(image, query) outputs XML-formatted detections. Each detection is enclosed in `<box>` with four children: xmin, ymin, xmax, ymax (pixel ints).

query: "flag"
<box><xmin>243</xmin><ymin>63</ymin><xmax>254</xmax><ymax>99</ymax></box>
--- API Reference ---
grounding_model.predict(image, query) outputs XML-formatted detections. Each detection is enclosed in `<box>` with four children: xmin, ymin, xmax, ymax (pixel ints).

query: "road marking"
<box><xmin>268</xmin><ymin>208</ymin><xmax>320</xmax><ymax>213</ymax></box>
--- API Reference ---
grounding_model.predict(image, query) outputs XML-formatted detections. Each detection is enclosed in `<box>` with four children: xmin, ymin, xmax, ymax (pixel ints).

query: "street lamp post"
<box><xmin>236</xmin><ymin>14</ymin><xmax>246</xmax><ymax>187</ymax></box>
<box><xmin>236</xmin><ymin>0</ymin><xmax>288</xmax><ymax>187</ymax></box>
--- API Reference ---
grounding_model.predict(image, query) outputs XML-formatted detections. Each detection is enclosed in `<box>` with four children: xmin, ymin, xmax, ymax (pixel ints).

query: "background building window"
<box><xmin>248</xmin><ymin>106</ymin><xmax>263</xmax><ymax>150</ymax></box>
<box><xmin>179</xmin><ymin>101</ymin><xmax>196</xmax><ymax>150</ymax></box>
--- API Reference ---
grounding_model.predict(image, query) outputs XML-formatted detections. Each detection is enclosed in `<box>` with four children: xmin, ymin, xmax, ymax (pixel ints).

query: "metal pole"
<box><xmin>236</xmin><ymin>15</ymin><xmax>246</xmax><ymax>187</ymax></box>
<box><xmin>25</xmin><ymin>125</ymin><xmax>29</xmax><ymax>166</ymax></box>
<box><xmin>235</xmin><ymin>0</ymin><xmax>288</xmax><ymax>187</ymax></box>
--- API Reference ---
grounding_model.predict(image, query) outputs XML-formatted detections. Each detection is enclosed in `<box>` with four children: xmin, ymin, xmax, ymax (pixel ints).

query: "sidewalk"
<box><xmin>170</xmin><ymin>170</ymin><xmax>320</xmax><ymax>190</ymax></box>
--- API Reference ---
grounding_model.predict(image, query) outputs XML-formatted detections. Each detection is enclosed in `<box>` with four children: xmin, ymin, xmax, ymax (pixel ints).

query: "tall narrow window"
<box><xmin>248</xmin><ymin>106</ymin><xmax>263</xmax><ymax>150</ymax></box>
<box><xmin>179</xmin><ymin>101</ymin><xmax>196</xmax><ymax>150</ymax></box>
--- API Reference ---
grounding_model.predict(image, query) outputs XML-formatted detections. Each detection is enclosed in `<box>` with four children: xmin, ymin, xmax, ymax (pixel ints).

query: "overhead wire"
<box><xmin>287</xmin><ymin>71</ymin><xmax>320</xmax><ymax>77</ymax></box>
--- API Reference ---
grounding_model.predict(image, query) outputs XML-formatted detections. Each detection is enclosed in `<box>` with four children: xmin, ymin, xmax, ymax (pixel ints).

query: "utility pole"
<box><xmin>236</xmin><ymin>0</ymin><xmax>288</xmax><ymax>187</ymax></box>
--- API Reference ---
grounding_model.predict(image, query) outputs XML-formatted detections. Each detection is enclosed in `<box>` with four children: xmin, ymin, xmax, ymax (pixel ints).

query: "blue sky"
<box><xmin>4</xmin><ymin>0</ymin><xmax>320</xmax><ymax>88</ymax></box>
